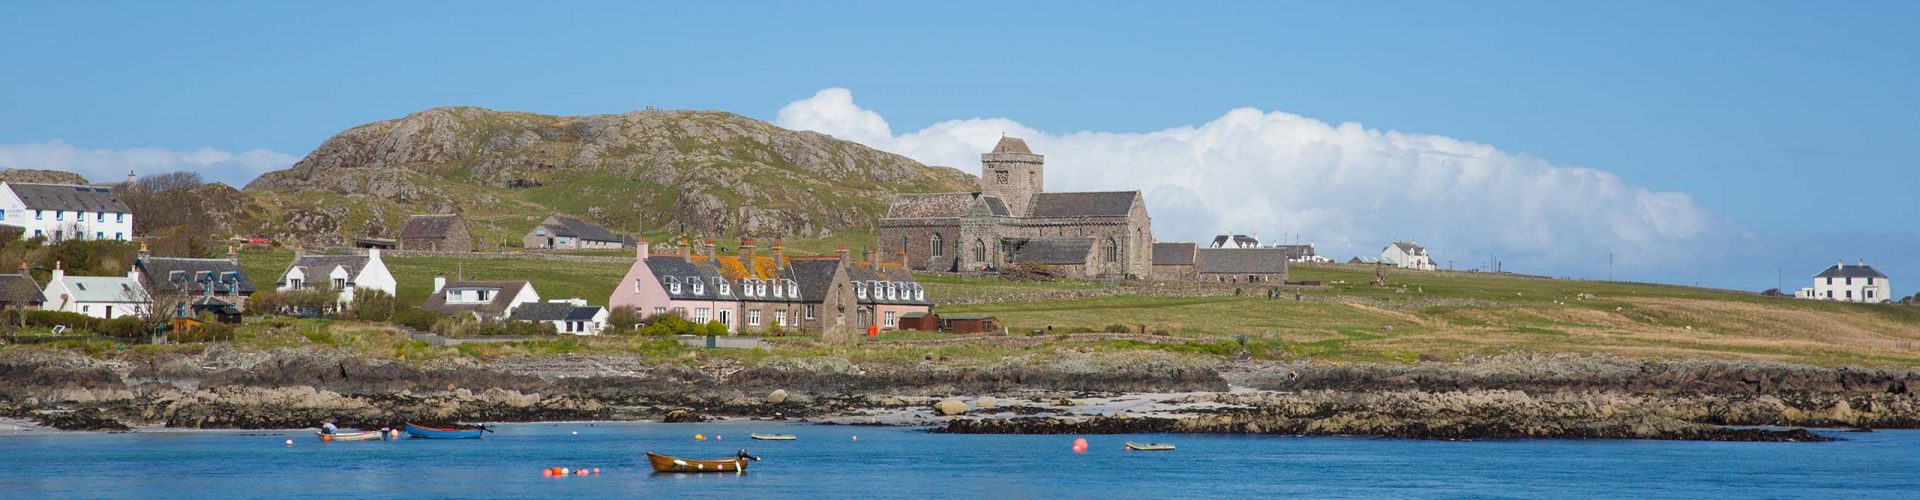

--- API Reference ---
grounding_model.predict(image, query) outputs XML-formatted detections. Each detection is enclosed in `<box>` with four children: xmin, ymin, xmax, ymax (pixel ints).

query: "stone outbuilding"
<box><xmin>524</xmin><ymin>215</ymin><xmax>624</xmax><ymax>250</ymax></box>
<box><xmin>1151</xmin><ymin>242</ymin><xmax>1198</xmax><ymax>281</ymax></box>
<box><xmin>399</xmin><ymin>214</ymin><xmax>471</xmax><ymax>252</ymax></box>
<box><xmin>1196</xmin><ymin>248</ymin><xmax>1291</xmax><ymax>284</ymax></box>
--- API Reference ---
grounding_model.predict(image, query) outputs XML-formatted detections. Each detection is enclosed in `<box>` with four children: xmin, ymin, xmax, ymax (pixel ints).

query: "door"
<box><xmin>105</xmin><ymin>305</ymin><xmax>113</xmax><ymax>318</ymax></box>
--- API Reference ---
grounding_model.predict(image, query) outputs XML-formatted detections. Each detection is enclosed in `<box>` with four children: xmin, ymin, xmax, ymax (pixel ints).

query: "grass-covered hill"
<box><xmin>240</xmin><ymin>106</ymin><xmax>975</xmax><ymax>250</ymax></box>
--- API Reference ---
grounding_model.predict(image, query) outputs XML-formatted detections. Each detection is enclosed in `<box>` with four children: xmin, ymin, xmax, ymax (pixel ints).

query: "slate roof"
<box><xmin>510</xmin><ymin>302</ymin><xmax>604</xmax><ymax>322</ymax></box>
<box><xmin>400</xmin><ymin>214</ymin><xmax>463</xmax><ymax>239</ymax></box>
<box><xmin>423</xmin><ymin>280</ymin><xmax>532</xmax><ymax>317</ymax></box>
<box><xmin>1196</xmin><ymin>248</ymin><xmax>1291</xmax><ymax>274</ymax></box>
<box><xmin>137</xmin><ymin>257</ymin><xmax>255</xmax><ymax>297</ymax></box>
<box><xmin>1815</xmin><ymin>263</ymin><xmax>1888</xmax><ymax>279</ymax></box>
<box><xmin>0</xmin><ymin>274</ymin><xmax>45</xmax><ymax>304</ymax></box>
<box><xmin>1030</xmin><ymin>191</ymin><xmax>1137</xmax><ymax>217</ymax></box>
<box><xmin>1389</xmin><ymin>241</ymin><xmax>1426</xmax><ymax>255</ymax></box>
<box><xmin>57</xmin><ymin>275</ymin><xmax>150</xmax><ymax>303</ymax></box>
<box><xmin>644</xmin><ymin>256</ymin><xmax>741</xmax><ymax>302</ymax></box>
<box><xmin>884</xmin><ymin>193</ymin><xmax>977</xmax><ymax>219</ymax></box>
<box><xmin>788</xmin><ymin>258</ymin><xmax>843</xmax><ymax>303</ymax></box>
<box><xmin>982</xmin><ymin>196</ymin><xmax>1010</xmax><ymax>217</ymax></box>
<box><xmin>1007</xmin><ymin>238</ymin><xmax>1093</xmax><ymax>265</ymax></box>
<box><xmin>536</xmin><ymin>215</ymin><xmax>622</xmax><ymax>242</ymax></box>
<box><xmin>991</xmin><ymin>136</ymin><xmax>1034</xmax><ymax>154</ymax></box>
<box><xmin>1152</xmin><ymin>242</ymin><xmax>1197</xmax><ymax>266</ymax></box>
<box><xmin>846</xmin><ymin>262</ymin><xmax>930</xmax><ymax>306</ymax></box>
<box><xmin>5</xmin><ymin>183</ymin><xmax>130</xmax><ymax>213</ymax></box>
<box><xmin>282</xmin><ymin>254</ymin><xmax>372</xmax><ymax>285</ymax></box>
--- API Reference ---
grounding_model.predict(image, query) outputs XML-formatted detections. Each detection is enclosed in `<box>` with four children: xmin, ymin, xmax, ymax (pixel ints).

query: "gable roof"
<box><xmin>0</xmin><ymin>274</ymin><xmax>45</xmax><ymax>304</ymax></box>
<box><xmin>422</xmin><ymin>280</ymin><xmax>532</xmax><ymax>317</ymax></box>
<box><xmin>283</xmin><ymin>254</ymin><xmax>371</xmax><ymax>284</ymax></box>
<box><xmin>1030</xmin><ymin>191</ymin><xmax>1137</xmax><ymax>217</ymax></box>
<box><xmin>509</xmin><ymin>302</ymin><xmax>604</xmax><ymax>322</ymax></box>
<box><xmin>1152</xmin><ymin>242</ymin><xmax>1196</xmax><ymax>266</ymax></box>
<box><xmin>643</xmin><ymin>256</ymin><xmax>740</xmax><ymax>301</ymax></box>
<box><xmin>56</xmin><ymin>275</ymin><xmax>150</xmax><ymax>303</ymax></box>
<box><xmin>1210</xmin><ymin>234</ymin><xmax>1259</xmax><ymax>248</ymax></box>
<box><xmin>1815</xmin><ymin>263</ymin><xmax>1887</xmax><ymax>279</ymax></box>
<box><xmin>991</xmin><ymin>136</ymin><xmax>1033</xmax><ymax>154</ymax></box>
<box><xmin>137</xmin><ymin>257</ymin><xmax>255</xmax><ymax>296</ymax></box>
<box><xmin>884</xmin><ymin>193</ymin><xmax>978</xmax><ymax>219</ymax></box>
<box><xmin>1196</xmin><ymin>248</ymin><xmax>1291</xmax><ymax>274</ymax></box>
<box><xmin>788</xmin><ymin>259</ymin><xmax>843</xmax><ymax>302</ymax></box>
<box><xmin>846</xmin><ymin>261</ymin><xmax>930</xmax><ymax>306</ymax></box>
<box><xmin>6</xmin><ymin>183</ymin><xmax>130</xmax><ymax>213</ymax></box>
<box><xmin>1007</xmin><ymin>238</ymin><xmax>1094</xmax><ymax>265</ymax></box>
<box><xmin>537</xmin><ymin>215</ymin><xmax>622</xmax><ymax>242</ymax></box>
<box><xmin>400</xmin><ymin>214</ymin><xmax>463</xmax><ymax>239</ymax></box>
<box><xmin>1388</xmin><ymin>241</ymin><xmax>1426</xmax><ymax>255</ymax></box>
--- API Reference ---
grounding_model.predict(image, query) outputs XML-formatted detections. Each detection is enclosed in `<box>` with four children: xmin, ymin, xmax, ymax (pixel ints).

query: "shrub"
<box><xmin>637</xmin><ymin>313</ymin><xmax>698</xmax><ymax>336</ymax></box>
<box><xmin>1102</xmin><ymin>324</ymin><xmax>1131</xmax><ymax>333</ymax></box>
<box><xmin>99</xmin><ymin>317</ymin><xmax>148</xmax><ymax>339</ymax></box>
<box><xmin>348</xmin><ymin>289</ymin><xmax>396</xmax><ymax>322</ymax></box>
<box><xmin>702</xmin><ymin>320</ymin><xmax>728</xmax><ymax>337</ymax></box>
<box><xmin>27</xmin><ymin>310</ymin><xmax>102</xmax><ymax>333</ymax></box>
<box><xmin>282</xmin><ymin>285</ymin><xmax>341</xmax><ymax>316</ymax></box>
<box><xmin>250</xmin><ymin>289</ymin><xmax>284</xmax><ymax>315</ymax></box>
<box><xmin>392</xmin><ymin>308</ymin><xmax>440</xmax><ymax>331</ymax></box>
<box><xmin>173</xmin><ymin>322</ymin><xmax>235</xmax><ymax>343</ymax></box>
<box><xmin>607</xmin><ymin>306</ymin><xmax>643</xmax><ymax>332</ymax></box>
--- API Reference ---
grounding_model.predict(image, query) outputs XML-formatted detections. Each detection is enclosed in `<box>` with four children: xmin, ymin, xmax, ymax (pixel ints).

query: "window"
<box><xmin>1827</xmin><ymin>277</ymin><xmax>1833</xmax><ymax>285</ymax></box>
<box><xmin>788</xmin><ymin>282</ymin><xmax>798</xmax><ymax>298</ymax></box>
<box><xmin>53</xmin><ymin>230</ymin><xmax>62</xmax><ymax>241</ymax></box>
<box><xmin>34</xmin><ymin>210</ymin><xmax>42</xmax><ymax>220</ymax></box>
<box><xmin>748</xmin><ymin>309</ymin><xmax>761</xmax><ymax>327</ymax></box>
<box><xmin>884</xmin><ymin>311</ymin><xmax>897</xmax><ymax>328</ymax></box>
<box><xmin>931</xmin><ymin>234</ymin><xmax>944</xmax><ymax>258</ymax></box>
<box><xmin>1868</xmin><ymin>290</ymin><xmax>1875</xmax><ymax>299</ymax></box>
<box><xmin>96</xmin><ymin>212</ymin><xmax>104</xmax><ymax>222</ymax></box>
<box><xmin>654</xmin><ymin>307</ymin><xmax>667</xmax><ymax>316</ymax></box>
<box><xmin>692</xmin><ymin>282</ymin><xmax>704</xmax><ymax>294</ymax></box>
<box><xmin>475</xmin><ymin>289</ymin><xmax>491</xmax><ymax>301</ymax></box>
<box><xmin>114</xmin><ymin>232</ymin><xmax>123</xmax><ymax>241</ymax></box>
<box><xmin>54</xmin><ymin>211</ymin><xmax>61</xmax><ymax>221</ymax></box>
<box><xmin>1868</xmin><ymin>277</ymin><xmax>1875</xmax><ymax>285</ymax></box>
<box><xmin>673</xmin><ymin>307</ymin><xmax>686</xmax><ymax>317</ymax></box>
<box><xmin>718</xmin><ymin>310</ymin><xmax>731</xmax><ymax>327</ymax></box>
<box><xmin>1846</xmin><ymin>290</ymin><xmax>1854</xmax><ymax>299</ymax></box>
<box><xmin>805</xmin><ymin>304</ymin><xmax>816</xmax><ymax>319</ymax></box>
<box><xmin>669</xmin><ymin>279</ymin><xmax>681</xmax><ymax>294</ymax></box>
<box><xmin>1105</xmin><ymin>237</ymin><xmax>1119</xmax><ymax>262</ymax></box>
<box><xmin>719</xmin><ymin>282</ymin><xmax>731</xmax><ymax>295</ymax></box>
<box><xmin>902</xmin><ymin>235</ymin><xmax>909</xmax><ymax>257</ymax></box>
<box><xmin>886</xmin><ymin>282</ymin><xmax>897</xmax><ymax>300</ymax></box>
<box><xmin>996</xmin><ymin>170</ymin><xmax>1008</xmax><ymax>183</ymax></box>
<box><xmin>116</xmin><ymin>213</ymin><xmax>123</xmax><ymax>223</ymax></box>
<box><xmin>333</xmin><ymin>278</ymin><xmax>346</xmax><ymax>288</ymax></box>
<box><xmin>855</xmin><ymin>282</ymin><xmax>867</xmax><ymax>299</ymax></box>
<box><xmin>1846</xmin><ymin>277</ymin><xmax>1853</xmax><ymax>285</ymax></box>
<box><xmin>32</xmin><ymin>229</ymin><xmax>41</xmax><ymax>238</ymax></box>
<box><xmin>693</xmin><ymin>308</ymin><xmax>710</xmax><ymax>323</ymax></box>
<box><xmin>290</xmin><ymin>278</ymin><xmax>304</xmax><ymax>289</ymax></box>
<box><xmin>774</xmin><ymin>310</ymin><xmax>786</xmax><ymax>326</ymax></box>
<box><xmin>95</xmin><ymin>232</ymin><xmax>104</xmax><ymax>240</ymax></box>
<box><xmin>915</xmin><ymin>287</ymin><xmax>925</xmax><ymax>301</ymax></box>
<box><xmin>756</xmin><ymin>283</ymin><xmax>766</xmax><ymax>297</ymax></box>
<box><xmin>973</xmin><ymin>240</ymin><xmax>986</xmax><ymax>262</ymax></box>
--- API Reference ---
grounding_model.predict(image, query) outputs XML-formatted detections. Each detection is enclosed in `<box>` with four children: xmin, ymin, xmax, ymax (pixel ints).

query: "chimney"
<box><xmin>367</xmin><ymin>248</ymin><xmax>381</xmax><ymax>261</ymax></box>
<box><xmin>772</xmin><ymin>239</ymin><xmax>785</xmax><ymax>265</ymax></box>
<box><xmin>227</xmin><ymin>244</ymin><xmax>239</xmax><ymax>265</ymax></box>
<box><xmin>635</xmin><ymin>237</ymin><xmax>649</xmax><ymax>258</ymax></box>
<box><xmin>16</xmin><ymin>261</ymin><xmax>26</xmax><ymax>276</ymax></box>
<box><xmin>867</xmin><ymin>246</ymin><xmax>879</xmax><ymax>267</ymax></box>
<box><xmin>679</xmin><ymin>238</ymin><xmax>692</xmax><ymax>263</ymax></box>
<box><xmin>740</xmin><ymin>239</ymin><xmax>756</xmax><ymax>267</ymax></box>
<box><xmin>433</xmin><ymin>273</ymin><xmax>446</xmax><ymax>294</ymax></box>
<box><xmin>704</xmin><ymin>239</ymin><xmax>716</xmax><ymax>261</ymax></box>
<box><xmin>126</xmin><ymin>264</ymin><xmax>139</xmax><ymax>283</ymax></box>
<box><xmin>51</xmin><ymin>261</ymin><xmax>63</xmax><ymax>284</ymax></box>
<box><xmin>836</xmin><ymin>244</ymin><xmax>849</xmax><ymax>262</ymax></box>
<box><xmin>137</xmin><ymin>242</ymin><xmax>150</xmax><ymax>262</ymax></box>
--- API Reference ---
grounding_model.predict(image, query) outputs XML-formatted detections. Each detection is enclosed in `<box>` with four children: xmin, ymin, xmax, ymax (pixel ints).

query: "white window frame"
<box><xmin>805</xmin><ymin>304</ymin><xmax>816</xmax><ymax>320</ymax></box>
<box><xmin>884</xmin><ymin>311</ymin><xmax>897</xmax><ymax>328</ymax></box>
<box><xmin>653</xmin><ymin>307</ymin><xmax>667</xmax><ymax>316</ymax></box>
<box><xmin>693</xmin><ymin>308</ymin><xmax>710</xmax><ymax>323</ymax></box>
<box><xmin>748</xmin><ymin>309</ymin><xmax>761</xmax><ymax>327</ymax></box>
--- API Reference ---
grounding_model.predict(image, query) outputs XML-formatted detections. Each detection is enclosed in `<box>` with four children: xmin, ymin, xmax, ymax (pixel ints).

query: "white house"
<box><xmin>0</xmin><ymin>182</ymin><xmax>135</xmax><ymax>242</ymax></box>
<box><xmin>421</xmin><ymin>275</ymin><xmax>542</xmax><ymax>321</ymax></box>
<box><xmin>1209</xmin><ymin>233</ymin><xmax>1260</xmax><ymax>249</ymax></box>
<box><xmin>1797</xmin><ymin>260</ymin><xmax>1892</xmax><ymax>303</ymax></box>
<box><xmin>1382</xmin><ymin>241</ymin><xmax>1437</xmax><ymax>271</ymax></box>
<box><xmin>44</xmin><ymin>262</ymin><xmax>151</xmax><ymax>319</ymax></box>
<box><xmin>276</xmin><ymin>249</ymin><xmax>397</xmax><ymax>307</ymax></box>
<box><xmin>508</xmin><ymin>298</ymin><xmax>609</xmax><ymax>335</ymax></box>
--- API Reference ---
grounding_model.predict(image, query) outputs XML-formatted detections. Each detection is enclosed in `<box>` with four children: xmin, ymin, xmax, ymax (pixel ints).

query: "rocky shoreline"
<box><xmin>2</xmin><ymin>348</ymin><xmax>1912</xmax><ymax>442</ymax></box>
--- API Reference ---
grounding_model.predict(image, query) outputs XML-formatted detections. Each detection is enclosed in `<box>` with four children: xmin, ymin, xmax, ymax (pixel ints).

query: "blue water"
<box><xmin>1</xmin><ymin>423</ymin><xmax>1916</xmax><ymax>499</ymax></box>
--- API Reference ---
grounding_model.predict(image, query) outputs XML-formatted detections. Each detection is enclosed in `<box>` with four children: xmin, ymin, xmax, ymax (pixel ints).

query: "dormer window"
<box><xmin>855</xmin><ymin>282</ymin><xmax>867</xmax><ymax>299</ymax></box>
<box><xmin>692</xmin><ymin>281</ymin><xmax>705</xmax><ymax>294</ymax></box>
<box><xmin>666</xmin><ymin>277</ymin><xmax>681</xmax><ymax>294</ymax></box>
<box><xmin>169</xmin><ymin>271</ymin><xmax>186</xmax><ymax>283</ymax></box>
<box><xmin>719</xmin><ymin>281</ymin><xmax>732</xmax><ymax>295</ymax></box>
<box><xmin>772</xmin><ymin>282</ymin><xmax>783</xmax><ymax>298</ymax></box>
<box><xmin>915</xmin><ymin>286</ymin><xmax>925</xmax><ymax>301</ymax></box>
<box><xmin>755</xmin><ymin>282</ymin><xmax>766</xmax><ymax>297</ymax></box>
<box><xmin>786</xmin><ymin>281</ymin><xmax>798</xmax><ymax>298</ymax></box>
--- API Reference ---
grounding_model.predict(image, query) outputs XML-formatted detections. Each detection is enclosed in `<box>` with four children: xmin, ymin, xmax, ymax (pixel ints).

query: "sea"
<box><xmin>1</xmin><ymin>422</ymin><xmax>1915</xmax><ymax>499</ymax></box>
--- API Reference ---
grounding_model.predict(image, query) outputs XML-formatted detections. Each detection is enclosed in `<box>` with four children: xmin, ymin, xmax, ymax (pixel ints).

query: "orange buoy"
<box><xmin>1072</xmin><ymin>438</ymin><xmax>1089</xmax><ymax>453</ymax></box>
<box><xmin>575</xmin><ymin>469</ymin><xmax>588</xmax><ymax>476</ymax></box>
<box><xmin>592</xmin><ymin>468</ymin><xmax>601</xmax><ymax>475</ymax></box>
<box><xmin>541</xmin><ymin>469</ymin><xmax>554</xmax><ymax>477</ymax></box>
<box><xmin>321</xmin><ymin>435</ymin><xmax>332</xmax><ymax>442</ymax></box>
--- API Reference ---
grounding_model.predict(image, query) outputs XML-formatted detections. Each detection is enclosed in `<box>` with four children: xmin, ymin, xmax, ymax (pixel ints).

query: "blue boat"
<box><xmin>404</xmin><ymin>423</ymin><xmax>487</xmax><ymax>439</ymax></box>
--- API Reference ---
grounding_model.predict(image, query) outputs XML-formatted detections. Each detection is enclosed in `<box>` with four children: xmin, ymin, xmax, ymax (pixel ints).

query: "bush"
<box><xmin>282</xmin><ymin>285</ymin><xmax>341</xmax><ymax>316</ymax></box>
<box><xmin>393</xmin><ymin>308</ymin><xmax>440</xmax><ymax>331</ymax></box>
<box><xmin>99</xmin><ymin>317</ymin><xmax>148</xmax><ymax>339</ymax></box>
<box><xmin>1102</xmin><ymin>324</ymin><xmax>1132</xmax><ymax>333</ymax></box>
<box><xmin>348</xmin><ymin>289</ymin><xmax>396</xmax><ymax>322</ymax></box>
<box><xmin>703</xmin><ymin>320</ymin><xmax>728</xmax><ymax>337</ymax></box>
<box><xmin>607</xmin><ymin>306</ymin><xmax>643</xmax><ymax>332</ymax></box>
<box><xmin>250</xmin><ymin>289</ymin><xmax>284</xmax><ymax>315</ymax></box>
<box><xmin>173</xmin><ymin>321</ymin><xmax>235</xmax><ymax>343</ymax></box>
<box><xmin>27</xmin><ymin>310</ymin><xmax>102</xmax><ymax>333</ymax></box>
<box><xmin>636</xmin><ymin>313</ymin><xmax>701</xmax><ymax>336</ymax></box>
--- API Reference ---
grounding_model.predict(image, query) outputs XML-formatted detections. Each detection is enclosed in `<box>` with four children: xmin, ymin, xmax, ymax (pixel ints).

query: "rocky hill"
<box><xmin>0</xmin><ymin>169</ymin><xmax>92</xmax><ymax>185</ymax></box>
<box><xmin>244</xmin><ymin>107</ymin><xmax>974</xmax><ymax>248</ymax></box>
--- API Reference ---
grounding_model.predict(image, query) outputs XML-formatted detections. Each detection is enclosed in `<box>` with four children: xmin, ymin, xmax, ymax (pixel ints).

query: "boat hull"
<box><xmin>749</xmin><ymin>434</ymin><xmax>796</xmax><ymax>441</ymax></box>
<box><xmin>405</xmin><ymin>423</ymin><xmax>485</xmax><ymax>439</ymax></box>
<box><xmin>646</xmin><ymin>452</ymin><xmax>750</xmax><ymax>473</ymax></box>
<box><xmin>1126</xmin><ymin>442</ymin><xmax>1175</xmax><ymax>451</ymax></box>
<box><xmin>319</xmin><ymin>431</ymin><xmax>385</xmax><ymax>442</ymax></box>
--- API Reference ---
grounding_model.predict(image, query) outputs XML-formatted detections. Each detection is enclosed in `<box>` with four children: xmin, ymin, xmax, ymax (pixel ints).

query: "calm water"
<box><xmin>1</xmin><ymin>423</ymin><xmax>1915</xmax><ymax>499</ymax></box>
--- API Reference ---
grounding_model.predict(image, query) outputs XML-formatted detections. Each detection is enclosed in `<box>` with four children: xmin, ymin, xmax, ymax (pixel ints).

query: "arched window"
<box><xmin>901</xmin><ymin>235</ymin><xmax>909</xmax><ymax>256</ymax></box>
<box><xmin>1105</xmin><ymin>237</ymin><xmax>1119</xmax><ymax>262</ymax></box>
<box><xmin>931</xmin><ymin>234</ymin><xmax>944</xmax><ymax>258</ymax></box>
<box><xmin>973</xmin><ymin>239</ymin><xmax>986</xmax><ymax>262</ymax></box>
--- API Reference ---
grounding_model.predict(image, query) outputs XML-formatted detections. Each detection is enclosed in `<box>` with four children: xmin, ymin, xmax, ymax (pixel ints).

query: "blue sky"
<box><xmin>1</xmin><ymin>1</ymin><xmax>1914</xmax><ymax>293</ymax></box>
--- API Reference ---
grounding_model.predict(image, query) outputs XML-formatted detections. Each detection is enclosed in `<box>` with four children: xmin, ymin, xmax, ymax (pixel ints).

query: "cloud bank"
<box><xmin>778</xmin><ymin>88</ymin><xmax>1736</xmax><ymax>279</ymax></box>
<box><xmin>0</xmin><ymin>140</ymin><xmax>294</xmax><ymax>187</ymax></box>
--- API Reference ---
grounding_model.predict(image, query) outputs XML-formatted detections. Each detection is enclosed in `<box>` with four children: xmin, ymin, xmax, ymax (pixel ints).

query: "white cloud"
<box><xmin>777</xmin><ymin>87</ymin><xmax>1738</xmax><ymax>279</ymax></box>
<box><xmin>0</xmin><ymin>140</ymin><xmax>295</xmax><ymax>187</ymax></box>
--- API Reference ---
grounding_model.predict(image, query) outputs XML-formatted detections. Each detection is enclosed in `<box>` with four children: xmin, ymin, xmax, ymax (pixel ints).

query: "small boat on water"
<box><xmin>749</xmin><ymin>433</ymin><xmax>796</xmax><ymax>441</ymax></box>
<box><xmin>405</xmin><ymin>423</ymin><xmax>488</xmax><ymax>439</ymax></box>
<box><xmin>646</xmin><ymin>450</ymin><xmax>759</xmax><ymax>473</ymax></box>
<box><xmin>319</xmin><ymin>430</ymin><xmax>386</xmax><ymax>442</ymax></box>
<box><xmin>1125</xmin><ymin>442</ymin><xmax>1175</xmax><ymax>451</ymax></box>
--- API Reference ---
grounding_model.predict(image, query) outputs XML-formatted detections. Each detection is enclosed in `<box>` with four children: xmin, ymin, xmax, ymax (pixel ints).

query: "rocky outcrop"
<box><xmin>242</xmin><ymin>107</ymin><xmax>975</xmax><ymax>245</ymax></box>
<box><xmin>0</xmin><ymin>169</ymin><xmax>91</xmax><ymax>185</ymax></box>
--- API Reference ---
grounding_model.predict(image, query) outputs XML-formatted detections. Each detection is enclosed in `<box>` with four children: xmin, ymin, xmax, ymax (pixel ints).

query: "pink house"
<box><xmin>610</xmin><ymin>238</ymin><xmax>743</xmax><ymax>331</ymax></box>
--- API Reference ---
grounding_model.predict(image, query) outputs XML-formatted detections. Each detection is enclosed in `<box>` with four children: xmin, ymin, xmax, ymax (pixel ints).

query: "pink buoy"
<box><xmin>1072</xmin><ymin>437</ymin><xmax>1089</xmax><ymax>453</ymax></box>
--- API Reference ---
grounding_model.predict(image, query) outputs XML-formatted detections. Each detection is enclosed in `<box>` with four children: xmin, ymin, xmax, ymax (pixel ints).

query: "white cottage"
<box><xmin>0</xmin><ymin>182</ymin><xmax>135</xmax><ymax>242</ymax></box>
<box><xmin>508</xmin><ymin>298</ymin><xmax>609</xmax><ymax>335</ymax></box>
<box><xmin>1796</xmin><ymin>260</ymin><xmax>1892</xmax><ymax>303</ymax></box>
<box><xmin>421</xmin><ymin>275</ymin><xmax>541</xmax><ymax>321</ymax></box>
<box><xmin>276</xmin><ymin>249</ymin><xmax>397</xmax><ymax>307</ymax></box>
<box><xmin>1382</xmin><ymin>241</ymin><xmax>1437</xmax><ymax>271</ymax></box>
<box><xmin>44</xmin><ymin>262</ymin><xmax>151</xmax><ymax>319</ymax></box>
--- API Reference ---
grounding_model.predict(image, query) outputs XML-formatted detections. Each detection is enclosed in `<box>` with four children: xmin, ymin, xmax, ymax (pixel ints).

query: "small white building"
<box><xmin>1209</xmin><ymin>233</ymin><xmax>1260</xmax><ymax>249</ymax></box>
<box><xmin>422</xmin><ymin>276</ymin><xmax>541</xmax><ymax>321</ymax></box>
<box><xmin>1382</xmin><ymin>241</ymin><xmax>1437</xmax><ymax>271</ymax></box>
<box><xmin>44</xmin><ymin>262</ymin><xmax>151</xmax><ymax>319</ymax></box>
<box><xmin>1797</xmin><ymin>260</ymin><xmax>1892</xmax><ymax>303</ymax></box>
<box><xmin>0</xmin><ymin>182</ymin><xmax>135</xmax><ymax>242</ymax></box>
<box><xmin>508</xmin><ymin>298</ymin><xmax>609</xmax><ymax>335</ymax></box>
<box><xmin>276</xmin><ymin>249</ymin><xmax>398</xmax><ymax>307</ymax></box>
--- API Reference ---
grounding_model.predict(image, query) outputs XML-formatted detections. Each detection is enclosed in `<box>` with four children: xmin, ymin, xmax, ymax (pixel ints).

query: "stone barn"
<box><xmin>399</xmin><ymin>214</ymin><xmax>471</xmax><ymax>252</ymax></box>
